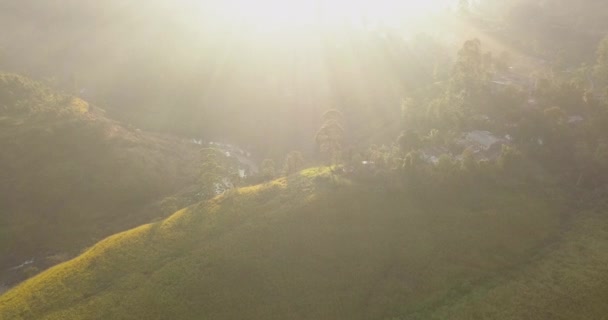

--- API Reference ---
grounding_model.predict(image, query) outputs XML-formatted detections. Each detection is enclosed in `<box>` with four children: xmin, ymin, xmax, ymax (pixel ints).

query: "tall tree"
<box><xmin>283</xmin><ymin>151</ymin><xmax>305</xmax><ymax>175</ymax></box>
<box><xmin>315</xmin><ymin>109</ymin><xmax>345</xmax><ymax>166</ymax></box>
<box><xmin>447</xmin><ymin>39</ymin><xmax>494</xmax><ymax>124</ymax></box>
<box><xmin>261</xmin><ymin>159</ymin><xmax>276</xmax><ymax>180</ymax></box>
<box><xmin>452</xmin><ymin>39</ymin><xmax>485</xmax><ymax>98</ymax></box>
<box><xmin>199</xmin><ymin>148</ymin><xmax>229</xmax><ymax>198</ymax></box>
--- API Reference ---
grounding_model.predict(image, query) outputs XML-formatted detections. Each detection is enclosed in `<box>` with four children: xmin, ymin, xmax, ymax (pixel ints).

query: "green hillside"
<box><xmin>0</xmin><ymin>168</ymin><xmax>565</xmax><ymax>320</ymax></box>
<box><xmin>0</xmin><ymin>73</ymin><xmax>201</xmax><ymax>285</ymax></box>
<box><xmin>421</xmin><ymin>211</ymin><xmax>608</xmax><ymax>320</ymax></box>
<box><xmin>2</xmin><ymin>2</ymin><xmax>608</xmax><ymax>317</ymax></box>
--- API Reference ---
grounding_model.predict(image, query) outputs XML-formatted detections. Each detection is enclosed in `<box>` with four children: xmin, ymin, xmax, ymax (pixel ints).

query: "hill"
<box><xmin>421</xmin><ymin>210</ymin><xmax>608</xmax><ymax>319</ymax></box>
<box><xmin>0</xmin><ymin>73</ymin><xmax>201</xmax><ymax>286</ymax></box>
<box><xmin>0</xmin><ymin>168</ymin><xmax>568</xmax><ymax>320</ymax></box>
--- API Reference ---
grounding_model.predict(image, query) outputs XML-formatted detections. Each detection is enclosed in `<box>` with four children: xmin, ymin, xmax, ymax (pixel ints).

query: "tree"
<box><xmin>594</xmin><ymin>36</ymin><xmax>608</xmax><ymax>86</ymax></box>
<box><xmin>402</xmin><ymin>150</ymin><xmax>425</xmax><ymax>174</ymax></box>
<box><xmin>283</xmin><ymin>151</ymin><xmax>305</xmax><ymax>175</ymax></box>
<box><xmin>453</xmin><ymin>39</ymin><xmax>484</xmax><ymax>96</ymax></box>
<box><xmin>398</xmin><ymin>129</ymin><xmax>421</xmax><ymax>153</ymax></box>
<box><xmin>315</xmin><ymin>109</ymin><xmax>345</xmax><ymax>165</ymax></box>
<box><xmin>424</xmin><ymin>129</ymin><xmax>443</xmax><ymax>147</ymax></box>
<box><xmin>449</xmin><ymin>39</ymin><xmax>493</xmax><ymax>118</ymax></box>
<box><xmin>261</xmin><ymin>159</ymin><xmax>276</xmax><ymax>180</ymax></box>
<box><xmin>199</xmin><ymin>148</ymin><xmax>229</xmax><ymax>198</ymax></box>
<box><xmin>460</xmin><ymin>147</ymin><xmax>477</xmax><ymax>173</ymax></box>
<box><xmin>368</xmin><ymin>145</ymin><xmax>391</xmax><ymax>171</ymax></box>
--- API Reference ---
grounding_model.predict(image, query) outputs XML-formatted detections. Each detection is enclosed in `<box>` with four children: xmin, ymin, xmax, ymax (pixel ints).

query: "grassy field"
<box><xmin>0</xmin><ymin>73</ymin><xmax>201</xmax><ymax>284</ymax></box>
<box><xmin>0</xmin><ymin>168</ymin><xmax>565</xmax><ymax>320</ymax></box>
<box><xmin>410</xmin><ymin>210</ymin><xmax>608</xmax><ymax>320</ymax></box>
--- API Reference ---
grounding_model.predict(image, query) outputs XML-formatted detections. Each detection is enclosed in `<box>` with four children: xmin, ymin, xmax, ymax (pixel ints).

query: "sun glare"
<box><xmin>206</xmin><ymin>0</ymin><xmax>454</xmax><ymax>31</ymax></box>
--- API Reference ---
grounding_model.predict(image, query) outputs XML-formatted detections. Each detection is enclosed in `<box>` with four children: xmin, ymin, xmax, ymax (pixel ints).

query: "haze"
<box><xmin>2</xmin><ymin>1</ymin><xmax>608</xmax><ymax>319</ymax></box>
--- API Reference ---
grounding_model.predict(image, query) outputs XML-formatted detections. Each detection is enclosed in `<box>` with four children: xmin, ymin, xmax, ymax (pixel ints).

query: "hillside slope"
<box><xmin>0</xmin><ymin>169</ymin><xmax>564</xmax><ymax>320</ymax></box>
<box><xmin>0</xmin><ymin>73</ymin><xmax>201</xmax><ymax>285</ymax></box>
<box><xmin>420</xmin><ymin>210</ymin><xmax>608</xmax><ymax>320</ymax></box>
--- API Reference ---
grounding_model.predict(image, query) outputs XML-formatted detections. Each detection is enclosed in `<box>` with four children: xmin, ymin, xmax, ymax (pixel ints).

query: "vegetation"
<box><xmin>420</xmin><ymin>211</ymin><xmax>608</xmax><ymax>320</ymax></box>
<box><xmin>315</xmin><ymin>110</ymin><xmax>345</xmax><ymax>165</ymax></box>
<box><xmin>4</xmin><ymin>1</ymin><xmax>608</xmax><ymax>319</ymax></box>
<box><xmin>0</xmin><ymin>73</ymin><xmax>202</xmax><ymax>285</ymax></box>
<box><xmin>198</xmin><ymin>148</ymin><xmax>231</xmax><ymax>198</ymax></box>
<box><xmin>283</xmin><ymin>151</ymin><xmax>305</xmax><ymax>175</ymax></box>
<box><xmin>0</xmin><ymin>170</ymin><xmax>563</xmax><ymax>320</ymax></box>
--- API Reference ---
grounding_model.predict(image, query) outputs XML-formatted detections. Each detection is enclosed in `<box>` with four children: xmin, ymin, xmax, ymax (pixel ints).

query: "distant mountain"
<box><xmin>0</xmin><ymin>73</ymin><xmax>201</xmax><ymax>286</ymax></box>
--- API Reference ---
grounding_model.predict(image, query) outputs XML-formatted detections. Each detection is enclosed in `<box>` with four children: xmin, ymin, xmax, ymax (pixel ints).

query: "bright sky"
<box><xmin>197</xmin><ymin>0</ymin><xmax>455</xmax><ymax>30</ymax></box>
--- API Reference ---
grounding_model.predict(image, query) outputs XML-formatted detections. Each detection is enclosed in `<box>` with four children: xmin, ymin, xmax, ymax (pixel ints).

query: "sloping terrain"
<box><xmin>0</xmin><ymin>73</ymin><xmax>200</xmax><ymax>285</ymax></box>
<box><xmin>0</xmin><ymin>169</ymin><xmax>563</xmax><ymax>320</ymax></box>
<box><xmin>420</xmin><ymin>210</ymin><xmax>608</xmax><ymax>320</ymax></box>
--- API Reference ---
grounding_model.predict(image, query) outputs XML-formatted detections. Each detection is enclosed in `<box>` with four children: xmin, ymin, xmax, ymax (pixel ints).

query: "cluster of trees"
<box><xmin>198</xmin><ymin>148</ymin><xmax>307</xmax><ymax>197</ymax></box>
<box><xmin>295</xmin><ymin>34</ymin><xmax>608</xmax><ymax>206</ymax></box>
<box><xmin>260</xmin><ymin>151</ymin><xmax>307</xmax><ymax>180</ymax></box>
<box><xmin>194</xmin><ymin>28</ymin><xmax>608</xmax><ymax>208</ymax></box>
<box><xmin>5</xmin><ymin>1</ymin><xmax>608</xmax><ymax>205</ymax></box>
<box><xmin>0</xmin><ymin>74</ymin><xmax>74</xmax><ymax>117</ymax></box>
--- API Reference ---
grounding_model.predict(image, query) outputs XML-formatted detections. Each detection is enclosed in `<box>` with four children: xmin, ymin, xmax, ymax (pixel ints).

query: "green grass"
<box><xmin>0</xmin><ymin>170</ymin><xmax>563</xmax><ymax>320</ymax></box>
<box><xmin>406</xmin><ymin>210</ymin><xmax>608</xmax><ymax>320</ymax></box>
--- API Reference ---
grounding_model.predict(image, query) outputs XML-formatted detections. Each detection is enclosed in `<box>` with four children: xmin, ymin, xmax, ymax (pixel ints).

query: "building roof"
<box><xmin>568</xmin><ymin>115</ymin><xmax>584</xmax><ymax>124</ymax></box>
<box><xmin>463</xmin><ymin>130</ymin><xmax>503</xmax><ymax>150</ymax></box>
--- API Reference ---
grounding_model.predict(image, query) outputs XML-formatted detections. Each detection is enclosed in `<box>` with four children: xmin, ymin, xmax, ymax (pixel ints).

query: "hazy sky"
<box><xmin>181</xmin><ymin>0</ymin><xmax>457</xmax><ymax>30</ymax></box>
